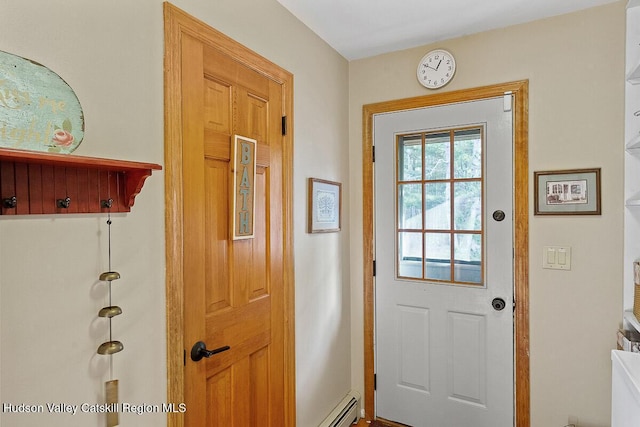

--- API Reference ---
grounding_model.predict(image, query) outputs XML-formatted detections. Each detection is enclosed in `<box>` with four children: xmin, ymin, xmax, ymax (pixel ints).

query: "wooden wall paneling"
<box><xmin>76</xmin><ymin>168</ymin><xmax>89</xmax><ymax>213</ymax></box>
<box><xmin>27</xmin><ymin>163</ymin><xmax>43</xmax><ymax>214</ymax></box>
<box><xmin>114</xmin><ymin>171</ymin><xmax>124</xmax><ymax>212</ymax></box>
<box><xmin>53</xmin><ymin>166</ymin><xmax>68</xmax><ymax>214</ymax></box>
<box><xmin>99</xmin><ymin>170</ymin><xmax>114</xmax><ymax>213</ymax></box>
<box><xmin>14</xmin><ymin>162</ymin><xmax>29</xmax><ymax>215</ymax></box>
<box><xmin>87</xmin><ymin>169</ymin><xmax>100</xmax><ymax>213</ymax></box>
<box><xmin>41</xmin><ymin>165</ymin><xmax>55</xmax><ymax>213</ymax></box>
<box><xmin>1</xmin><ymin>161</ymin><xmax>16</xmax><ymax>215</ymax></box>
<box><xmin>66</xmin><ymin>167</ymin><xmax>79</xmax><ymax>214</ymax></box>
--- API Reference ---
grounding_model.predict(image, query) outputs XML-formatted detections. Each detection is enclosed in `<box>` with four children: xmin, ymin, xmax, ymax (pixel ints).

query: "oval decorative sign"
<box><xmin>0</xmin><ymin>50</ymin><xmax>84</xmax><ymax>153</ymax></box>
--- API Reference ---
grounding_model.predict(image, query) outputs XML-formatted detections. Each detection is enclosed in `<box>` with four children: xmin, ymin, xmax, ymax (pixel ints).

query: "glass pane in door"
<box><xmin>395</xmin><ymin>126</ymin><xmax>484</xmax><ymax>286</ymax></box>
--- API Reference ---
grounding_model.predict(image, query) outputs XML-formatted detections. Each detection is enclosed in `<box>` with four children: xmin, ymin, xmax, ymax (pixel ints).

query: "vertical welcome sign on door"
<box><xmin>232</xmin><ymin>135</ymin><xmax>256</xmax><ymax>240</ymax></box>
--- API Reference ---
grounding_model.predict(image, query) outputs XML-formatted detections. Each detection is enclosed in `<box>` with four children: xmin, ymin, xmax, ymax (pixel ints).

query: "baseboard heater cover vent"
<box><xmin>319</xmin><ymin>390</ymin><xmax>361</xmax><ymax>427</ymax></box>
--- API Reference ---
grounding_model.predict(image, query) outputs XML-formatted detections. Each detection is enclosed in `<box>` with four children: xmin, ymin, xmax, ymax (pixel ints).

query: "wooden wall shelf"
<box><xmin>0</xmin><ymin>147</ymin><xmax>162</xmax><ymax>215</ymax></box>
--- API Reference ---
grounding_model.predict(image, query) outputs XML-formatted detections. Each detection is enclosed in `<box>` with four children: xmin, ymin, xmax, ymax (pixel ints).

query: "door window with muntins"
<box><xmin>396</xmin><ymin>127</ymin><xmax>484</xmax><ymax>285</ymax></box>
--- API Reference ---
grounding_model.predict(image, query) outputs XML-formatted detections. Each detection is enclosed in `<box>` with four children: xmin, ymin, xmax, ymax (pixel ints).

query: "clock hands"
<box><xmin>423</xmin><ymin>59</ymin><xmax>444</xmax><ymax>71</ymax></box>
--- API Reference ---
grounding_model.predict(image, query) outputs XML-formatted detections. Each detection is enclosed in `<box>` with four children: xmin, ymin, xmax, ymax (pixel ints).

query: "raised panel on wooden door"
<box><xmin>249</xmin><ymin>346</ymin><xmax>271</xmax><ymax>425</ymax></box>
<box><xmin>236</xmin><ymin>87</ymin><xmax>269</xmax><ymax>144</ymax></box>
<box><xmin>204</xmin><ymin>77</ymin><xmax>231</xmax><ymax>134</ymax></box>
<box><xmin>249</xmin><ymin>167</ymin><xmax>268</xmax><ymax>299</ymax></box>
<box><xmin>230</xmin><ymin>169</ymin><xmax>269</xmax><ymax>305</ymax></box>
<box><xmin>235</xmin><ymin>85</ymin><xmax>272</xmax><ymax>169</ymax></box>
<box><xmin>203</xmin><ymin>75</ymin><xmax>233</xmax><ymax>161</ymax></box>
<box><xmin>208</xmin><ymin>368</ymin><xmax>232</xmax><ymax>425</ymax></box>
<box><xmin>204</xmin><ymin>158</ymin><xmax>231</xmax><ymax>313</ymax></box>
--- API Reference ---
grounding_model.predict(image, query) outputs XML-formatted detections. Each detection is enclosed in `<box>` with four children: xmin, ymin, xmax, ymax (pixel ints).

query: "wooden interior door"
<box><xmin>164</xmin><ymin>4</ymin><xmax>295</xmax><ymax>427</ymax></box>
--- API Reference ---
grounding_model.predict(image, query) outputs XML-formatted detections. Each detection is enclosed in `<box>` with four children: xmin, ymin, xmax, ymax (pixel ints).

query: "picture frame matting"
<box><xmin>308</xmin><ymin>178</ymin><xmax>342</xmax><ymax>233</ymax></box>
<box><xmin>534</xmin><ymin>168</ymin><xmax>601</xmax><ymax>215</ymax></box>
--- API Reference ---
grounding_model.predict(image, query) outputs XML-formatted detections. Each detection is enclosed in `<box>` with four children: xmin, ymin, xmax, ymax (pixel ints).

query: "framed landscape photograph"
<box><xmin>534</xmin><ymin>168</ymin><xmax>601</xmax><ymax>215</ymax></box>
<box><xmin>308</xmin><ymin>178</ymin><xmax>342</xmax><ymax>233</ymax></box>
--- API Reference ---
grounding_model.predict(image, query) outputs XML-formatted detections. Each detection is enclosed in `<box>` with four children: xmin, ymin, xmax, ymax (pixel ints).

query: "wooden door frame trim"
<box><xmin>163</xmin><ymin>3</ymin><xmax>296</xmax><ymax>426</ymax></box>
<box><xmin>362</xmin><ymin>80</ymin><xmax>529</xmax><ymax>426</ymax></box>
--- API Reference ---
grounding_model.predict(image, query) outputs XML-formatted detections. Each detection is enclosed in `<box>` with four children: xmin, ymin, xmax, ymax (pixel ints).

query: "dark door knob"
<box><xmin>492</xmin><ymin>210</ymin><xmax>506</xmax><ymax>222</ymax></box>
<box><xmin>190</xmin><ymin>341</ymin><xmax>230</xmax><ymax>362</ymax></box>
<box><xmin>492</xmin><ymin>298</ymin><xmax>506</xmax><ymax>311</ymax></box>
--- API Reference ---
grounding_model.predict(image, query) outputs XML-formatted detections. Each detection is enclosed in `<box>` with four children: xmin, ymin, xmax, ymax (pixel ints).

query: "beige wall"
<box><xmin>0</xmin><ymin>1</ymin><xmax>349</xmax><ymax>426</ymax></box>
<box><xmin>349</xmin><ymin>2</ymin><xmax>625</xmax><ymax>426</ymax></box>
<box><xmin>0</xmin><ymin>0</ymin><xmax>628</xmax><ymax>426</ymax></box>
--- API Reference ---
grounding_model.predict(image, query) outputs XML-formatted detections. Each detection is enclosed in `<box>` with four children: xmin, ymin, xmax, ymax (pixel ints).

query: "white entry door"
<box><xmin>374</xmin><ymin>96</ymin><xmax>514</xmax><ymax>427</ymax></box>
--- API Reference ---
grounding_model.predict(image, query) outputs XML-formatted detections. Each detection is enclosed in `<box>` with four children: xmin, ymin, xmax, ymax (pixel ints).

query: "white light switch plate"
<box><xmin>543</xmin><ymin>246</ymin><xmax>571</xmax><ymax>270</ymax></box>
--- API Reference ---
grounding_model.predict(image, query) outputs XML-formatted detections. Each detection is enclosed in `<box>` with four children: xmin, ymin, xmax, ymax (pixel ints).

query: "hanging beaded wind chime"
<box><xmin>97</xmin><ymin>197</ymin><xmax>122</xmax><ymax>427</ymax></box>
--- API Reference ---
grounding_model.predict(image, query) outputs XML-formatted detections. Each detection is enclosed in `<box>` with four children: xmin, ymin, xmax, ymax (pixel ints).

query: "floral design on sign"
<box><xmin>0</xmin><ymin>50</ymin><xmax>84</xmax><ymax>154</ymax></box>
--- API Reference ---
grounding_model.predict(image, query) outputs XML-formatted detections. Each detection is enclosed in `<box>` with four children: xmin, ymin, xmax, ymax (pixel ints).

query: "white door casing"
<box><xmin>374</xmin><ymin>96</ymin><xmax>514</xmax><ymax>427</ymax></box>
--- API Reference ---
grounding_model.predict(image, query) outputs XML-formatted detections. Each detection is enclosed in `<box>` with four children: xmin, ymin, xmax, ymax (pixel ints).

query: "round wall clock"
<box><xmin>416</xmin><ymin>49</ymin><xmax>456</xmax><ymax>89</ymax></box>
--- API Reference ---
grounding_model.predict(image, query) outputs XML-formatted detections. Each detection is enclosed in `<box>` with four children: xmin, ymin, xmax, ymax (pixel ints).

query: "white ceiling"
<box><xmin>276</xmin><ymin>0</ymin><xmax>619</xmax><ymax>60</ymax></box>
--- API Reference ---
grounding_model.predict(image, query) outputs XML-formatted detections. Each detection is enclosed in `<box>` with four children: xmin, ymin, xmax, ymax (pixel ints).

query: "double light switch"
<box><xmin>543</xmin><ymin>246</ymin><xmax>571</xmax><ymax>270</ymax></box>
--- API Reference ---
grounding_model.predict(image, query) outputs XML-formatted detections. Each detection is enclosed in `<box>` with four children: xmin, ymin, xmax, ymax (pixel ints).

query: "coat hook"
<box><xmin>57</xmin><ymin>197</ymin><xmax>71</xmax><ymax>209</ymax></box>
<box><xmin>101</xmin><ymin>198</ymin><xmax>113</xmax><ymax>208</ymax></box>
<box><xmin>2</xmin><ymin>196</ymin><xmax>17</xmax><ymax>208</ymax></box>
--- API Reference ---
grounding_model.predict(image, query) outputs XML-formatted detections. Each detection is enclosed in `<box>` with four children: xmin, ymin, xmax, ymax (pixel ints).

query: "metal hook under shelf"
<box><xmin>2</xmin><ymin>196</ymin><xmax>17</xmax><ymax>208</ymax></box>
<box><xmin>56</xmin><ymin>197</ymin><xmax>71</xmax><ymax>209</ymax></box>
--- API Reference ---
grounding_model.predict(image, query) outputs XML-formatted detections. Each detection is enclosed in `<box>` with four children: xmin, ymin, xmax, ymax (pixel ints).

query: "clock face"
<box><xmin>417</xmin><ymin>49</ymin><xmax>456</xmax><ymax>89</ymax></box>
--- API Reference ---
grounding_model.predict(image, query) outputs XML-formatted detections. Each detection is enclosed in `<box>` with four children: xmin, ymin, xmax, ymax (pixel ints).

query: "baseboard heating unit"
<box><xmin>318</xmin><ymin>390</ymin><xmax>361</xmax><ymax>427</ymax></box>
